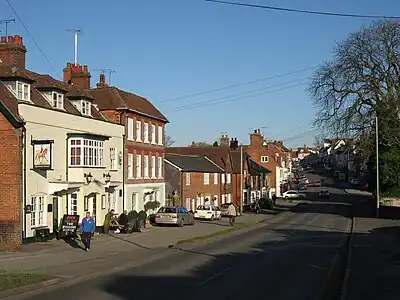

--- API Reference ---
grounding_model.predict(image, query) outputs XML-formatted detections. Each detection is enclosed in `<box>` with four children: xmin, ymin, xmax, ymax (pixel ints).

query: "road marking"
<box><xmin>196</xmin><ymin>267</ymin><xmax>232</xmax><ymax>286</ymax></box>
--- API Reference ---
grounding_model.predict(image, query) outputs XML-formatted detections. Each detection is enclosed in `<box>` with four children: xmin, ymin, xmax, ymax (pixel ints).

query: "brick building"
<box><xmin>164</xmin><ymin>153</ymin><xmax>224</xmax><ymax>210</ymax></box>
<box><xmin>0</xmin><ymin>83</ymin><xmax>24</xmax><ymax>250</ymax></box>
<box><xmin>88</xmin><ymin>73</ymin><xmax>169</xmax><ymax>213</ymax></box>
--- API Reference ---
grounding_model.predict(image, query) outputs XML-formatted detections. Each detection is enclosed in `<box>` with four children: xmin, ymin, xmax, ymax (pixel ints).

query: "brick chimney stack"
<box><xmin>63</xmin><ymin>62</ymin><xmax>91</xmax><ymax>90</ymax></box>
<box><xmin>96</xmin><ymin>73</ymin><xmax>108</xmax><ymax>88</ymax></box>
<box><xmin>250</xmin><ymin>129</ymin><xmax>262</xmax><ymax>148</ymax></box>
<box><xmin>0</xmin><ymin>35</ymin><xmax>27</xmax><ymax>69</ymax></box>
<box><xmin>220</xmin><ymin>134</ymin><xmax>230</xmax><ymax>147</ymax></box>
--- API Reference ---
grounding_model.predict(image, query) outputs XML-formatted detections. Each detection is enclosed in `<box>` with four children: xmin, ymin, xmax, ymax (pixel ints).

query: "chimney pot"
<box><xmin>100</xmin><ymin>73</ymin><xmax>105</xmax><ymax>83</ymax></box>
<box><xmin>254</xmin><ymin>129</ymin><xmax>257</xmax><ymax>134</ymax></box>
<box><xmin>257</xmin><ymin>129</ymin><xmax>261</xmax><ymax>134</ymax></box>
<box><xmin>7</xmin><ymin>36</ymin><xmax>14</xmax><ymax>43</ymax></box>
<box><xmin>1</xmin><ymin>36</ymin><xmax>6</xmax><ymax>43</ymax></box>
<box><xmin>83</xmin><ymin>65</ymin><xmax>88</xmax><ymax>72</ymax></box>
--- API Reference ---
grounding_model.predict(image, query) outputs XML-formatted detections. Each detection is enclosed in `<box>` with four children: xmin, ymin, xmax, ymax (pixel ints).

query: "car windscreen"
<box><xmin>197</xmin><ymin>205</ymin><xmax>210</xmax><ymax>210</ymax></box>
<box><xmin>158</xmin><ymin>207</ymin><xmax>177</xmax><ymax>214</ymax></box>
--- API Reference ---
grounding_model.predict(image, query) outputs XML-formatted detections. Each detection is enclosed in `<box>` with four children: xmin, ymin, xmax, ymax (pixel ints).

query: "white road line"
<box><xmin>196</xmin><ymin>267</ymin><xmax>233</xmax><ymax>286</ymax></box>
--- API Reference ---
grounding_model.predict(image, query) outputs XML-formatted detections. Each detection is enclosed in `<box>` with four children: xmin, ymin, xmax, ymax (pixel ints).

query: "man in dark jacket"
<box><xmin>80</xmin><ymin>212</ymin><xmax>95</xmax><ymax>252</ymax></box>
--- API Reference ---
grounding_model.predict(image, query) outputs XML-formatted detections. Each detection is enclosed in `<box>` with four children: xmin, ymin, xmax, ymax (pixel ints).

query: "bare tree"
<box><xmin>165</xmin><ymin>136</ymin><xmax>174</xmax><ymax>147</ymax></box>
<box><xmin>313</xmin><ymin>134</ymin><xmax>325</xmax><ymax>148</ymax></box>
<box><xmin>308</xmin><ymin>20</ymin><xmax>400</xmax><ymax>139</ymax></box>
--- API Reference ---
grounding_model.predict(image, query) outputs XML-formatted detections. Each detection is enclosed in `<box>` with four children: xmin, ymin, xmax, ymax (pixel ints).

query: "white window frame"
<box><xmin>221</xmin><ymin>173</ymin><xmax>226</xmax><ymax>184</ymax></box>
<box><xmin>143</xmin><ymin>155</ymin><xmax>149</xmax><ymax>178</ymax></box>
<box><xmin>157</xmin><ymin>156</ymin><xmax>163</xmax><ymax>178</ymax></box>
<box><xmin>226</xmin><ymin>173</ymin><xmax>231</xmax><ymax>184</ymax></box>
<box><xmin>151</xmin><ymin>155</ymin><xmax>156</xmax><ymax>178</ymax></box>
<box><xmin>143</xmin><ymin>123</ymin><xmax>149</xmax><ymax>143</ymax></box>
<box><xmin>214</xmin><ymin>173</ymin><xmax>218</xmax><ymax>184</ymax></box>
<box><xmin>158</xmin><ymin>126</ymin><xmax>163</xmax><ymax>145</ymax></box>
<box><xmin>204</xmin><ymin>173</ymin><xmax>210</xmax><ymax>185</ymax></box>
<box><xmin>227</xmin><ymin>194</ymin><xmax>232</xmax><ymax>203</ymax></box>
<box><xmin>128</xmin><ymin>153</ymin><xmax>134</xmax><ymax>178</ymax></box>
<box><xmin>151</xmin><ymin>124</ymin><xmax>156</xmax><ymax>144</ymax></box>
<box><xmin>16</xmin><ymin>81</ymin><xmax>30</xmax><ymax>101</ymax></box>
<box><xmin>136</xmin><ymin>154</ymin><xmax>142</xmax><ymax>178</ymax></box>
<box><xmin>30</xmin><ymin>196</ymin><xmax>45</xmax><ymax>227</ymax></box>
<box><xmin>136</xmin><ymin>120</ymin><xmax>142</xmax><ymax>142</ymax></box>
<box><xmin>68</xmin><ymin>138</ymin><xmax>104</xmax><ymax>167</ymax></box>
<box><xmin>80</xmin><ymin>100</ymin><xmax>91</xmax><ymax>116</ymax></box>
<box><xmin>127</xmin><ymin>118</ymin><xmax>134</xmax><ymax>141</ymax></box>
<box><xmin>68</xmin><ymin>193</ymin><xmax>78</xmax><ymax>215</ymax></box>
<box><xmin>261</xmin><ymin>156</ymin><xmax>269</xmax><ymax>163</ymax></box>
<box><xmin>52</xmin><ymin>91</ymin><xmax>64</xmax><ymax>109</ymax></box>
<box><xmin>110</xmin><ymin>148</ymin><xmax>117</xmax><ymax>170</ymax></box>
<box><xmin>186</xmin><ymin>172</ymin><xmax>191</xmax><ymax>185</ymax></box>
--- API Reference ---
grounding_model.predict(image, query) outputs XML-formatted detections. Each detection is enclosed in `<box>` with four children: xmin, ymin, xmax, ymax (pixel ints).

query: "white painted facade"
<box><xmin>125</xmin><ymin>182</ymin><xmax>166</xmax><ymax>214</ymax></box>
<box><xmin>19</xmin><ymin>103</ymin><xmax>124</xmax><ymax>239</ymax></box>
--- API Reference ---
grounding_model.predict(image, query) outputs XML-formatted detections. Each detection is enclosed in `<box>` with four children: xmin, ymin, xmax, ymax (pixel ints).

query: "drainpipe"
<box><xmin>180</xmin><ymin>171</ymin><xmax>184</xmax><ymax>206</ymax></box>
<box><xmin>65</xmin><ymin>136</ymin><xmax>69</xmax><ymax>214</ymax></box>
<box><xmin>122</xmin><ymin>133</ymin><xmax>126</xmax><ymax>211</ymax></box>
<box><xmin>21</xmin><ymin>126</ymin><xmax>27</xmax><ymax>244</ymax></box>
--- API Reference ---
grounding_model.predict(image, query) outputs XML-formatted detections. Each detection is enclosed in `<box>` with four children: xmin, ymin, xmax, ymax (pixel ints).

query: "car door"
<box><xmin>182</xmin><ymin>207</ymin><xmax>193</xmax><ymax>224</ymax></box>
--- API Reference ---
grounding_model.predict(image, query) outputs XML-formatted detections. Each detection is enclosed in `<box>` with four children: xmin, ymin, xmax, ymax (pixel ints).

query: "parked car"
<box><xmin>220</xmin><ymin>203</ymin><xmax>241</xmax><ymax>217</ymax></box>
<box><xmin>282</xmin><ymin>190</ymin><xmax>306</xmax><ymax>200</ymax></box>
<box><xmin>318</xmin><ymin>190</ymin><xmax>330</xmax><ymax>199</ymax></box>
<box><xmin>194</xmin><ymin>205</ymin><xmax>221</xmax><ymax>221</ymax></box>
<box><xmin>155</xmin><ymin>206</ymin><xmax>195</xmax><ymax>227</ymax></box>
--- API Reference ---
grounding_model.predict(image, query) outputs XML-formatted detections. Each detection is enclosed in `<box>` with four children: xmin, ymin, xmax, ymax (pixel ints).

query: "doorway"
<box><xmin>52</xmin><ymin>196</ymin><xmax>59</xmax><ymax>238</ymax></box>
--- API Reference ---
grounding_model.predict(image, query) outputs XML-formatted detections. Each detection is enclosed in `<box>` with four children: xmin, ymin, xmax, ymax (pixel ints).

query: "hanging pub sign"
<box><xmin>60</xmin><ymin>214</ymin><xmax>80</xmax><ymax>238</ymax></box>
<box><xmin>31</xmin><ymin>139</ymin><xmax>54</xmax><ymax>170</ymax></box>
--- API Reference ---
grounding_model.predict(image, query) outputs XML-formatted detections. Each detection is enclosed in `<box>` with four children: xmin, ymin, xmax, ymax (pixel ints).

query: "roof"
<box><xmin>230</xmin><ymin>150</ymin><xmax>249</xmax><ymax>174</ymax></box>
<box><xmin>166</xmin><ymin>147</ymin><xmax>233</xmax><ymax>172</ymax></box>
<box><xmin>249</xmin><ymin>159</ymin><xmax>271</xmax><ymax>175</ymax></box>
<box><xmin>165</xmin><ymin>153</ymin><xmax>223</xmax><ymax>173</ymax></box>
<box><xmin>90</xmin><ymin>87</ymin><xmax>168</xmax><ymax>123</ymax></box>
<box><xmin>0</xmin><ymin>66</ymin><xmax>106</xmax><ymax>122</ymax></box>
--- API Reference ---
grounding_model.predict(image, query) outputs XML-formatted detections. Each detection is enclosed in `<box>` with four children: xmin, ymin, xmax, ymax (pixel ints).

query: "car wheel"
<box><xmin>210</xmin><ymin>216</ymin><xmax>214</xmax><ymax>221</ymax></box>
<box><xmin>178</xmin><ymin>219</ymin><xmax>184</xmax><ymax>227</ymax></box>
<box><xmin>285</xmin><ymin>196</ymin><xmax>289</xmax><ymax>199</ymax></box>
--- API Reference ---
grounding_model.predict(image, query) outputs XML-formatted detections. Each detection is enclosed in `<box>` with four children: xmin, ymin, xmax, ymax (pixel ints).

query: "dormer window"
<box><xmin>16</xmin><ymin>81</ymin><xmax>30</xmax><ymax>101</ymax></box>
<box><xmin>81</xmin><ymin>100</ymin><xmax>91</xmax><ymax>116</ymax></box>
<box><xmin>52</xmin><ymin>92</ymin><xmax>64</xmax><ymax>109</ymax></box>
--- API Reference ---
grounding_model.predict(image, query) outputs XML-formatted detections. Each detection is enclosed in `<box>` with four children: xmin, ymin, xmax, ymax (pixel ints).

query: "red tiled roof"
<box><xmin>90</xmin><ymin>87</ymin><xmax>168</xmax><ymax>123</ymax></box>
<box><xmin>0</xmin><ymin>82</ymin><xmax>23</xmax><ymax>123</ymax></box>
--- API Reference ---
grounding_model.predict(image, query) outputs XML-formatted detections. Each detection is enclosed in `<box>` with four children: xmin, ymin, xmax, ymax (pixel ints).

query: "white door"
<box><xmin>191</xmin><ymin>199</ymin><xmax>195</xmax><ymax>211</ymax></box>
<box><xmin>131</xmin><ymin>193</ymin><xmax>138</xmax><ymax>212</ymax></box>
<box><xmin>214</xmin><ymin>195</ymin><xmax>219</xmax><ymax>207</ymax></box>
<box><xmin>200</xmin><ymin>196</ymin><xmax>205</xmax><ymax>205</ymax></box>
<box><xmin>185</xmin><ymin>198</ymin><xmax>191</xmax><ymax>210</ymax></box>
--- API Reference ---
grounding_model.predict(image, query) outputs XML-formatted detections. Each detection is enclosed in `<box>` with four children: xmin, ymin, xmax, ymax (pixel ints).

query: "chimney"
<box><xmin>96</xmin><ymin>73</ymin><xmax>108</xmax><ymax>89</ymax></box>
<box><xmin>0</xmin><ymin>35</ymin><xmax>27</xmax><ymax>69</ymax></box>
<box><xmin>250</xmin><ymin>129</ymin><xmax>262</xmax><ymax>148</ymax></box>
<box><xmin>220</xmin><ymin>134</ymin><xmax>230</xmax><ymax>147</ymax></box>
<box><xmin>63</xmin><ymin>62</ymin><xmax>91</xmax><ymax>89</ymax></box>
<box><xmin>230</xmin><ymin>137</ymin><xmax>239</xmax><ymax>150</ymax></box>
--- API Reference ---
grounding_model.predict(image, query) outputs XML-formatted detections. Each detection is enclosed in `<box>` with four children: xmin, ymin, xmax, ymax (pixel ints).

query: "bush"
<box><xmin>144</xmin><ymin>200</ymin><xmax>161</xmax><ymax>212</ymax></box>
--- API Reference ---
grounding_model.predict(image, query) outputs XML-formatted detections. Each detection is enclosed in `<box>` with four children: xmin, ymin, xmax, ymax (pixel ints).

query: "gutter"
<box><xmin>65</xmin><ymin>136</ymin><xmax>69</xmax><ymax>214</ymax></box>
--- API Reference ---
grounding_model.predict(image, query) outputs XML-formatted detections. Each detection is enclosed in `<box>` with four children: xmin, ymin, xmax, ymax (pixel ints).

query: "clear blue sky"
<box><xmin>2</xmin><ymin>0</ymin><xmax>399</xmax><ymax>148</ymax></box>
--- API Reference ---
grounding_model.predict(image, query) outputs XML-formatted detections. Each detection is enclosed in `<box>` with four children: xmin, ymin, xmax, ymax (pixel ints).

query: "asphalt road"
<box><xmin>25</xmin><ymin>176</ymin><xmax>354</xmax><ymax>300</ymax></box>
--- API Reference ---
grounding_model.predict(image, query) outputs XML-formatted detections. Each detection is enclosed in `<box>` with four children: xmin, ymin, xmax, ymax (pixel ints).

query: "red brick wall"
<box><xmin>246</xmin><ymin>143</ymin><xmax>278</xmax><ymax>189</ymax></box>
<box><xmin>0</xmin><ymin>113</ymin><xmax>22</xmax><ymax>251</ymax></box>
<box><xmin>181</xmin><ymin>172</ymin><xmax>222</xmax><ymax>210</ymax></box>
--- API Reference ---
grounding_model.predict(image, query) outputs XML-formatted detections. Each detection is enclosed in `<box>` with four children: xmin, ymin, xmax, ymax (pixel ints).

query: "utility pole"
<box><xmin>375</xmin><ymin>116</ymin><xmax>380</xmax><ymax>218</ymax></box>
<box><xmin>240</xmin><ymin>143</ymin><xmax>244</xmax><ymax>213</ymax></box>
<box><xmin>67</xmin><ymin>29</ymin><xmax>81</xmax><ymax>66</ymax></box>
<box><xmin>0</xmin><ymin>19</ymin><xmax>15</xmax><ymax>37</ymax></box>
<box><xmin>93</xmin><ymin>69</ymin><xmax>116</xmax><ymax>85</ymax></box>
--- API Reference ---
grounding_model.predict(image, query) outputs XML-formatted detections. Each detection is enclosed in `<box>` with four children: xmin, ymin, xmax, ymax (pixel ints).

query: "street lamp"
<box><xmin>103</xmin><ymin>172</ymin><xmax>111</xmax><ymax>183</ymax></box>
<box><xmin>84</xmin><ymin>172</ymin><xmax>93</xmax><ymax>184</ymax></box>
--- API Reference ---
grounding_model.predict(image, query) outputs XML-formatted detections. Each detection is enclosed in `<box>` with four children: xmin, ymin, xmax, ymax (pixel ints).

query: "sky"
<box><xmin>1</xmin><ymin>0</ymin><xmax>399</xmax><ymax>148</ymax></box>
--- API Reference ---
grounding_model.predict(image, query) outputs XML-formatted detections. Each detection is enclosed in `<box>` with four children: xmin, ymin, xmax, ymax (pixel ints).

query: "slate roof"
<box><xmin>230</xmin><ymin>150</ymin><xmax>249</xmax><ymax>174</ymax></box>
<box><xmin>0</xmin><ymin>66</ymin><xmax>108</xmax><ymax>122</ymax></box>
<box><xmin>166</xmin><ymin>147</ymin><xmax>233</xmax><ymax>172</ymax></box>
<box><xmin>248</xmin><ymin>159</ymin><xmax>271</xmax><ymax>175</ymax></box>
<box><xmin>165</xmin><ymin>153</ymin><xmax>223</xmax><ymax>173</ymax></box>
<box><xmin>90</xmin><ymin>86</ymin><xmax>168</xmax><ymax>123</ymax></box>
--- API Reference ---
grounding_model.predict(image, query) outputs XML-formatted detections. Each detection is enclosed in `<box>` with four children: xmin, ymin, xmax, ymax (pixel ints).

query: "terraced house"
<box><xmin>0</xmin><ymin>35</ymin><xmax>124</xmax><ymax>247</ymax></box>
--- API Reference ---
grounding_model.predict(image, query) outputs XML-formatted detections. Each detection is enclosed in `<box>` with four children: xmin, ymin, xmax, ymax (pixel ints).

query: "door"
<box><xmin>214</xmin><ymin>195</ymin><xmax>218</xmax><ymax>207</ymax></box>
<box><xmin>185</xmin><ymin>198</ymin><xmax>191</xmax><ymax>210</ymax></box>
<box><xmin>92</xmin><ymin>195</ymin><xmax>97</xmax><ymax>225</ymax></box>
<box><xmin>131</xmin><ymin>193</ymin><xmax>138</xmax><ymax>212</ymax></box>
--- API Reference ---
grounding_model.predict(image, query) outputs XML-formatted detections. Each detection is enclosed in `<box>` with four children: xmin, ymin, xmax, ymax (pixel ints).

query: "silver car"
<box><xmin>155</xmin><ymin>206</ymin><xmax>195</xmax><ymax>227</ymax></box>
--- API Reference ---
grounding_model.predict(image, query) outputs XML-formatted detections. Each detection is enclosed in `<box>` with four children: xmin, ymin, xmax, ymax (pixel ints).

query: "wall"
<box><xmin>0</xmin><ymin>112</ymin><xmax>22</xmax><ymax>250</ymax></box>
<box><xmin>18</xmin><ymin>103</ymin><xmax>124</xmax><ymax>234</ymax></box>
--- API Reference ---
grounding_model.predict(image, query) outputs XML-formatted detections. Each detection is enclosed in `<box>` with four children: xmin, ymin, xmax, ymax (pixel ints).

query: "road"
<box><xmin>24</xmin><ymin>171</ymin><xmax>355</xmax><ymax>300</ymax></box>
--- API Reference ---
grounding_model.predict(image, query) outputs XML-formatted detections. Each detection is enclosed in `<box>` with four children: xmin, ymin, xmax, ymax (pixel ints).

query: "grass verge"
<box><xmin>176</xmin><ymin>219</ymin><xmax>266</xmax><ymax>245</ymax></box>
<box><xmin>0</xmin><ymin>271</ymin><xmax>52</xmax><ymax>291</ymax></box>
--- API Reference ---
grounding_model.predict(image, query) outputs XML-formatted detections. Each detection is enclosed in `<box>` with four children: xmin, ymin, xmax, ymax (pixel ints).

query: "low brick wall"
<box><xmin>0</xmin><ymin>221</ymin><xmax>21</xmax><ymax>251</ymax></box>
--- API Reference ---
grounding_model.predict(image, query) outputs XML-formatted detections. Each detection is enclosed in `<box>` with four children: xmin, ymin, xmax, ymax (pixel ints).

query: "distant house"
<box><xmin>164</xmin><ymin>153</ymin><xmax>224</xmax><ymax>209</ymax></box>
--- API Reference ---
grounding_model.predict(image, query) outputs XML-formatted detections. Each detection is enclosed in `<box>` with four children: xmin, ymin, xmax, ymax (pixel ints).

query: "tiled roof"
<box><xmin>0</xmin><ymin>82</ymin><xmax>23</xmax><ymax>125</ymax></box>
<box><xmin>166</xmin><ymin>147</ymin><xmax>233</xmax><ymax>172</ymax></box>
<box><xmin>90</xmin><ymin>87</ymin><xmax>168</xmax><ymax>123</ymax></box>
<box><xmin>249</xmin><ymin>159</ymin><xmax>271</xmax><ymax>175</ymax></box>
<box><xmin>165</xmin><ymin>153</ymin><xmax>223</xmax><ymax>173</ymax></box>
<box><xmin>0</xmin><ymin>66</ymin><xmax>106</xmax><ymax>122</ymax></box>
<box><xmin>230</xmin><ymin>150</ymin><xmax>249</xmax><ymax>174</ymax></box>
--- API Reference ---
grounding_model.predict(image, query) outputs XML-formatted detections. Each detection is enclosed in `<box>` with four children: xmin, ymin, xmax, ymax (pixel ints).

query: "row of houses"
<box><xmin>0</xmin><ymin>34</ymin><xmax>294</xmax><ymax>251</ymax></box>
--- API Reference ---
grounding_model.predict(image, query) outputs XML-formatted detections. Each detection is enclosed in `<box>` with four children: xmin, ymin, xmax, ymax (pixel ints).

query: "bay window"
<box><xmin>69</xmin><ymin>138</ymin><xmax>104</xmax><ymax>167</ymax></box>
<box><xmin>136</xmin><ymin>154</ymin><xmax>142</xmax><ymax>178</ymax></box>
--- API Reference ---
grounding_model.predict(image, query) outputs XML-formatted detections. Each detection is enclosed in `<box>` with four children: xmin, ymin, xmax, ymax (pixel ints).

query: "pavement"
<box><xmin>0</xmin><ymin>200</ymin><xmax>295</xmax><ymax>278</ymax></box>
<box><xmin>19</xmin><ymin>200</ymin><xmax>352</xmax><ymax>300</ymax></box>
<box><xmin>345</xmin><ymin>217</ymin><xmax>400</xmax><ymax>300</ymax></box>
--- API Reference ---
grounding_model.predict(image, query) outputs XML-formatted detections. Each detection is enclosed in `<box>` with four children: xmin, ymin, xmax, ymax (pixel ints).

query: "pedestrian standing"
<box><xmin>80</xmin><ymin>212</ymin><xmax>95</xmax><ymax>252</ymax></box>
<box><xmin>103</xmin><ymin>209</ymin><xmax>114</xmax><ymax>234</ymax></box>
<box><xmin>227</xmin><ymin>203</ymin><xmax>237</xmax><ymax>226</ymax></box>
